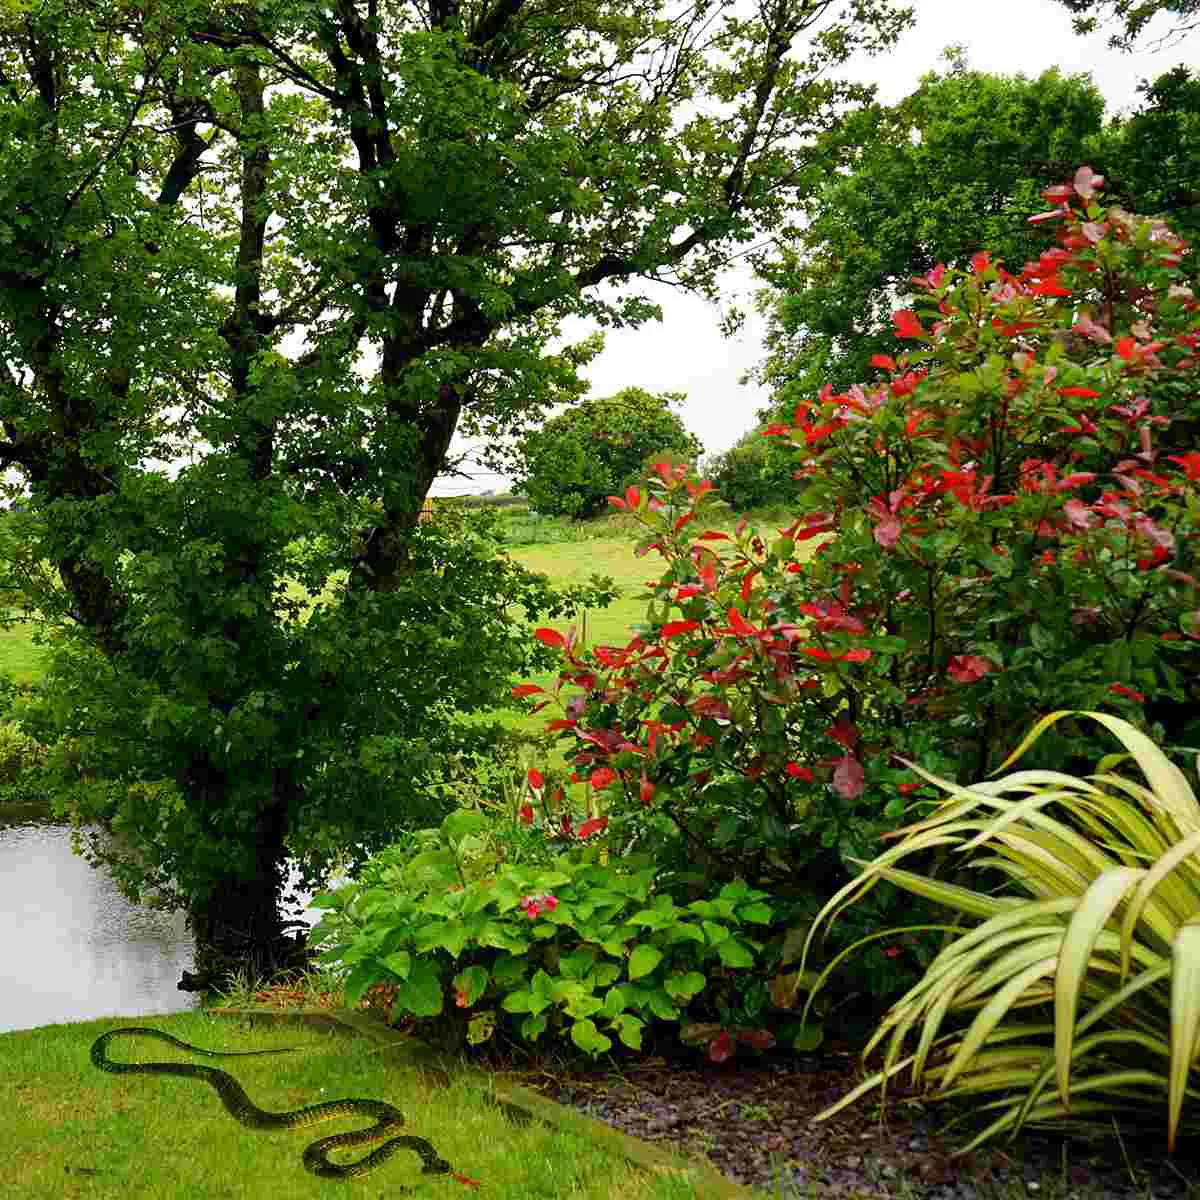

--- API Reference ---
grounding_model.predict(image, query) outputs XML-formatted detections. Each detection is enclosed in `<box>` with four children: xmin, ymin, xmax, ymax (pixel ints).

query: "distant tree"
<box><xmin>514</xmin><ymin>389</ymin><xmax>702</xmax><ymax>518</ymax></box>
<box><xmin>707</xmin><ymin>424</ymin><xmax>802</xmax><ymax>512</ymax></box>
<box><xmin>1105</xmin><ymin>67</ymin><xmax>1200</xmax><ymax>245</ymax></box>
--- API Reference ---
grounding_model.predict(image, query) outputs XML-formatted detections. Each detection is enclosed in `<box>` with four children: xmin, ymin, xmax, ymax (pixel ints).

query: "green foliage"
<box><xmin>705</xmin><ymin>426</ymin><xmax>803</xmax><ymax>513</ymax></box>
<box><xmin>803</xmin><ymin>711</ymin><xmax>1200</xmax><ymax>1152</ymax></box>
<box><xmin>753</xmin><ymin>66</ymin><xmax>1111</xmax><ymax>412</ymax></box>
<box><xmin>0</xmin><ymin>0</ymin><xmax>915</xmax><ymax>970</ymax></box>
<box><xmin>513</xmin><ymin>389</ymin><xmax>703</xmax><ymax>519</ymax></box>
<box><xmin>308</xmin><ymin>808</ymin><xmax>782</xmax><ymax>1060</ymax></box>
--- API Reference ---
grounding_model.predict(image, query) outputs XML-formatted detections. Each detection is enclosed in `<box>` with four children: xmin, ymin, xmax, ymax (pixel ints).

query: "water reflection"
<box><xmin>0</xmin><ymin>803</ymin><xmax>335</xmax><ymax>1036</ymax></box>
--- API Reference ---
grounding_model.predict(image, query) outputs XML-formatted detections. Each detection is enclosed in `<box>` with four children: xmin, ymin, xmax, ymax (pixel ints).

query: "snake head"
<box><xmin>422</xmin><ymin>1157</ymin><xmax>453</xmax><ymax>1176</ymax></box>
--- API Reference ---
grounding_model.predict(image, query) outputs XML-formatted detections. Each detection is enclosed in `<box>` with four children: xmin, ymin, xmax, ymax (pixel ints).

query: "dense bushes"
<box><xmin>312</xmin><ymin>171</ymin><xmax>1198</xmax><ymax>1086</ymax></box>
<box><xmin>510</xmin><ymin>169</ymin><xmax>1198</xmax><ymax>1007</ymax></box>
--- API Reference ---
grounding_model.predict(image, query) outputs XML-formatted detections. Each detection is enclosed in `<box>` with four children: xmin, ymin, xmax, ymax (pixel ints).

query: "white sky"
<box><xmin>440</xmin><ymin>0</ymin><xmax>1200</xmax><ymax>495</ymax></box>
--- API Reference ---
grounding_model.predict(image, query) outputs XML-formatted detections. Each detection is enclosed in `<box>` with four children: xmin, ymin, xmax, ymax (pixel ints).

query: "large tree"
<box><xmin>0</xmin><ymin>0</ymin><xmax>912</xmax><ymax>984</ymax></box>
<box><xmin>748</xmin><ymin>65</ymin><xmax>1111</xmax><ymax>412</ymax></box>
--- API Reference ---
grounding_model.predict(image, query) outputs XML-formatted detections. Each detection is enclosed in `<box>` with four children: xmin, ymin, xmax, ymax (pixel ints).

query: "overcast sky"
<box><xmin>440</xmin><ymin>0</ymin><xmax>1199</xmax><ymax>495</ymax></box>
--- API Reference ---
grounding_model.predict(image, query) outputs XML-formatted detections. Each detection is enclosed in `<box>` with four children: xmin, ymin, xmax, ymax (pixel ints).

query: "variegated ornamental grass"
<box><xmin>800</xmin><ymin>710</ymin><xmax>1200</xmax><ymax>1153</ymax></box>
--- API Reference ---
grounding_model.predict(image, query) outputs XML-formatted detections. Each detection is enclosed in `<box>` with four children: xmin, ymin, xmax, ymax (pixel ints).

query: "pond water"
<box><xmin>0</xmin><ymin>800</ymin><xmax>332</xmax><ymax>1036</ymax></box>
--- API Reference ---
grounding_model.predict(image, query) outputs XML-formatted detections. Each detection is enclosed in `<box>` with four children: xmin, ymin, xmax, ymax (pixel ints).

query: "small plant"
<box><xmin>308</xmin><ymin>807</ymin><xmax>779</xmax><ymax>1061</ymax></box>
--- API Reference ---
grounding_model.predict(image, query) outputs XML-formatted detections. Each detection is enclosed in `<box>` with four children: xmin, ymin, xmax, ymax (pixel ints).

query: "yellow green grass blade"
<box><xmin>1055</xmin><ymin>866</ymin><xmax>1145</xmax><ymax>1106</ymax></box>
<box><xmin>1168</xmin><ymin>920</ymin><xmax>1200</xmax><ymax>1151</ymax></box>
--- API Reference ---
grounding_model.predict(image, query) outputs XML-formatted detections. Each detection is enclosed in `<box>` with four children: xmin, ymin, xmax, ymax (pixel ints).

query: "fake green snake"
<box><xmin>90</xmin><ymin>1027</ymin><xmax>455</xmax><ymax>1182</ymax></box>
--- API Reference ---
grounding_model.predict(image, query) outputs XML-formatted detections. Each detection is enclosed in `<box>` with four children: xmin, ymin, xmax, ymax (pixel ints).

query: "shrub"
<box><xmin>308</xmin><ymin>806</ymin><xmax>785</xmax><ymax>1061</ymax></box>
<box><xmin>799</xmin><ymin>710</ymin><xmax>1200</xmax><ymax>1153</ymax></box>
<box><xmin>513</xmin><ymin>167</ymin><xmax>1199</xmax><ymax>1006</ymax></box>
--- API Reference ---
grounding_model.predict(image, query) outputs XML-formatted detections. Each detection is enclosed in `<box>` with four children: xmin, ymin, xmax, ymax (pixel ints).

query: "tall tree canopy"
<box><xmin>749</xmin><ymin>65</ymin><xmax>1110</xmax><ymax>410</ymax></box>
<box><xmin>0</xmin><ymin>0</ymin><xmax>912</xmax><ymax>984</ymax></box>
<box><xmin>748</xmin><ymin>62</ymin><xmax>1200</xmax><ymax>427</ymax></box>
<box><xmin>513</xmin><ymin>387</ymin><xmax>702</xmax><ymax>518</ymax></box>
<box><xmin>1054</xmin><ymin>0</ymin><xmax>1200</xmax><ymax>47</ymax></box>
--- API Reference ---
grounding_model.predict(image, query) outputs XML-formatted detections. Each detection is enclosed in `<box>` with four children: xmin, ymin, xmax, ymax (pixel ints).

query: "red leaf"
<box><xmin>534</xmin><ymin>628</ymin><xmax>566</xmax><ymax>648</ymax></box>
<box><xmin>1058</xmin><ymin>386</ymin><xmax>1102</xmax><ymax>399</ymax></box>
<box><xmin>786</xmin><ymin>762</ymin><xmax>815</xmax><ymax>782</ymax></box>
<box><xmin>726</xmin><ymin>608</ymin><xmax>756</xmax><ymax>637</ymax></box>
<box><xmin>825</xmin><ymin>718</ymin><xmax>860</xmax><ymax>749</ymax></box>
<box><xmin>661</xmin><ymin>619</ymin><xmax>701</xmax><ymax>639</ymax></box>
<box><xmin>698</xmin><ymin>530</ymin><xmax>730</xmax><ymax>541</ymax></box>
<box><xmin>947</xmin><ymin>654</ymin><xmax>994</xmax><ymax>683</ymax></box>
<box><xmin>639</xmin><ymin>776</ymin><xmax>656</xmax><ymax>805</ymax></box>
<box><xmin>518</xmin><ymin>804</ymin><xmax>534</xmax><ymax>826</ymax></box>
<box><xmin>892</xmin><ymin>309</ymin><xmax>926</xmax><ymax>339</ymax></box>
<box><xmin>840</xmin><ymin>648</ymin><xmax>872</xmax><ymax>663</ymax></box>
<box><xmin>527</xmin><ymin>769</ymin><xmax>544</xmax><ymax>789</ymax></box>
<box><xmin>544</xmin><ymin>719</ymin><xmax>577</xmax><ymax>731</ymax></box>
<box><xmin>870</xmin><ymin>353</ymin><xmax>897</xmax><ymax>370</ymax></box>
<box><xmin>740</xmin><ymin>568</ymin><xmax>759</xmax><ymax>603</ymax></box>
<box><xmin>590</xmin><ymin>767</ymin><xmax>617</xmax><ymax>789</ymax></box>
<box><xmin>673</xmin><ymin>512</ymin><xmax>695</xmax><ymax>533</ymax></box>
<box><xmin>511</xmin><ymin>683</ymin><xmax>544</xmax><ymax>698</ymax></box>
<box><xmin>1108</xmin><ymin>683</ymin><xmax>1145</xmax><ymax>702</ymax></box>
<box><xmin>708</xmin><ymin>1032</ymin><xmax>734</xmax><ymax>1063</ymax></box>
<box><xmin>832</xmin><ymin>755</ymin><xmax>866</xmax><ymax>800</ymax></box>
<box><xmin>797</xmin><ymin>646</ymin><xmax>833</xmax><ymax>662</ymax></box>
<box><xmin>578</xmin><ymin>816</ymin><xmax>609</xmax><ymax>838</ymax></box>
<box><xmin>625</xmin><ymin>485</ymin><xmax>641</xmax><ymax>509</ymax></box>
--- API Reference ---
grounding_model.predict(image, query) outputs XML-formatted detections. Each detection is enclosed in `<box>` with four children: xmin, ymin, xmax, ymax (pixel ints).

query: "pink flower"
<box><xmin>519</xmin><ymin>893</ymin><xmax>559</xmax><ymax>919</ymax></box>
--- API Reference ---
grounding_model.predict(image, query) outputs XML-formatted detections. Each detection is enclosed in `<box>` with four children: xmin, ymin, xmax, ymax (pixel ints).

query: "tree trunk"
<box><xmin>176</xmin><ymin>760</ymin><xmax>312</xmax><ymax>992</ymax></box>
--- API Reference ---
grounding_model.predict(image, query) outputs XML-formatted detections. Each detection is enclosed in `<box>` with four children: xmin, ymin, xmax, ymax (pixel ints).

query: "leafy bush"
<box><xmin>512</xmin><ymin>168</ymin><xmax>1199</xmax><ymax>1008</ymax></box>
<box><xmin>308</xmin><ymin>806</ymin><xmax>792</xmax><ymax>1062</ymax></box>
<box><xmin>800</xmin><ymin>710</ymin><xmax>1200</xmax><ymax>1153</ymax></box>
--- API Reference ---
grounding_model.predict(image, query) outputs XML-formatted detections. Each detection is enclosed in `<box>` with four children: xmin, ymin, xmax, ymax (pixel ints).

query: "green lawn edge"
<box><xmin>209</xmin><ymin>1006</ymin><xmax>760</xmax><ymax>1200</ymax></box>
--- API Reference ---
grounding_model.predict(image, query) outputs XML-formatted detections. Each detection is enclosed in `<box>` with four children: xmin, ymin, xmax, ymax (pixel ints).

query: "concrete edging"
<box><xmin>209</xmin><ymin>1005</ymin><xmax>760</xmax><ymax>1199</ymax></box>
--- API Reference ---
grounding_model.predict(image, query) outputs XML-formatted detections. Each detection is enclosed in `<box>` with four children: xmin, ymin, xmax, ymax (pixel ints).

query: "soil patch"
<box><xmin>506</xmin><ymin>1047</ymin><xmax>1200</xmax><ymax>1199</ymax></box>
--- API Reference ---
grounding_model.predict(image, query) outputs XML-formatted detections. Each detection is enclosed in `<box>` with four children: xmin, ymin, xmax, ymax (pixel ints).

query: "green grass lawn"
<box><xmin>1</xmin><ymin>1014</ymin><xmax>711</xmax><ymax>1199</ymax></box>
<box><xmin>0</xmin><ymin>504</ymin><xmax>806</xmax><ymax>746</ymax></box>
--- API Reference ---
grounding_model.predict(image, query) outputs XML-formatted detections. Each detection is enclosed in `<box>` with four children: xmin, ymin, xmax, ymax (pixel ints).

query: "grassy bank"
<box><xmin>3</xmin><ymin>1012</ymin><xmax>710</xmax><ymax>1199</ymax></box>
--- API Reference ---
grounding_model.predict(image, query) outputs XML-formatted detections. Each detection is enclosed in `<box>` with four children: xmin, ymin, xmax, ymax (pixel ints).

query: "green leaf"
<box><xmin>570</xmin><ymin>1018</ymin><xmax>613</xmax><ymax>1058</ymax></box>
<box><xmin>628</xmin><ymin>944</ymin><xmax>664</xmax><ymax>979</ymax></box>
<box><xmin>502</xmin><ymin>990</ymin><xmax>534</xmax><ymax>1014</ymax></box>
<box><xmin>612</xmin><ymin>1014</ymin><xmax>645</xmax><ymax>1050</ymax></box>
<box><xmin>717</xmin><ymin>938</ymin><xmax>755</xmax><ymax>968</ymax></box>
<box><xmin>663</xmin><ymin>970</ymin><xmax>706</xmax><ymax>1000</ymax></box>
<box><xmin>702</xmin><ymin>920</ymin><xmax>731</xmax><ymax>946</ymax></box>
<box><xmin>379</xmin><ymin>951</ymin><xmax>412</xmax><ymax>980</ymax></box>
<box><xmin>521</xmin><ymin>1013</ymin><xmax>548</xmax><ymax>1042</ymax></box>
<box><xmin>395</xmin><ymin>960</ymin><xmax>444</xmax><ymax>1017</ymax></box>
<box><xmin>737</xmin><ymin>902</ymin><xmax>773</xmax><ymax>924</ymax></box>
<box><xmin>452</xmin><ymin>964</ymin><xmax>489</xmax><ymax>1006</ymax></box>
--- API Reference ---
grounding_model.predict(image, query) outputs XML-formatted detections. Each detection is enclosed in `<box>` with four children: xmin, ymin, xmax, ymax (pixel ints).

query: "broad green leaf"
<box><xmin>395</xmin><ymin>960</ymin><xmax>444</xmax><ymax>1018</ymax></box>
<box><xmin>570</xmin><ymin>1018</ymin><xmax>612</xmax><ymax>1058</ymax></box>
<box><xmin>628</xmin><ymin>944</ymin><xmax>663</xmax><ymax>979</ymax></box>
